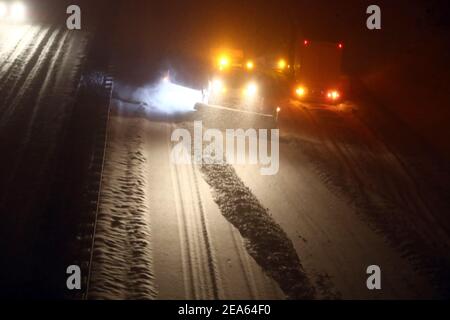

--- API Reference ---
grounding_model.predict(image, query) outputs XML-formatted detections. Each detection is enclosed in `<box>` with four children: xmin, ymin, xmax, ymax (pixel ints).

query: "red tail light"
<box><xmin>327</xmin><ymin>90</ymin><xmax>340</xmax><ymax>100</ymax></box>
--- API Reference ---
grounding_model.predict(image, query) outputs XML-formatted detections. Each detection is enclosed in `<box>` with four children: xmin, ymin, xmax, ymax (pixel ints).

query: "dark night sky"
<box><xmin>38</xmin><ymin>0</ymin><xmax>449</xmax><ymax>60</ymax></box>
<box><xmin>111</xmin><ymin>1</ymin><xmax>448</xmax><ymax>48</ymax></box>
<box><xmin>86</xmin><ymin>0</ymin><xmax>449</xmax><ymax>82</ymax></box>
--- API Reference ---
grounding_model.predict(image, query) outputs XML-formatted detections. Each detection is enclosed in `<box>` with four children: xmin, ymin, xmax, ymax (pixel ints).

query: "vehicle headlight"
<box><xmin>244</xmin><ymin>82</ymin><xmax>258</xmax><ymax>97</ymax></box>
<box><xmin>211</xmin><ymin>79</ymin><xmax>225</xmax><ymax>93</ymax></box>
<box><xmin>218</xmin><ymin>56</ymin><xmax>230</xmax><ymax>70</ymax></box>
<box><xmin>277</xmin><ymin>59</ymin><xmax>287</xmax><ymax>70</ymax></box>
<box><xmin>327</xmin><ymin>90</ymin><xmax>340</xmax><ymax>100</ymax></box>
<box><xmin>295</xmin><ymin>86</ymin><xmax>306</xmax><ymax>97</ymax></box>
<box><xmin>10</xmin><ymin>2</ymin><xmax>26</xmax><ymax>22</ymax></box>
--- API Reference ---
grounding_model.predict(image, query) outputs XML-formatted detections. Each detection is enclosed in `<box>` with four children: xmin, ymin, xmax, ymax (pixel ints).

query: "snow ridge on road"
<box><xmin>89</xmin><ymin>122</ymin><xmax>157</xmax><ymax>299</ymax></box>
<box><xmin>200</xmin><ymin>161</ymin><xmax>316</xmax><ymax>299</ymax></box>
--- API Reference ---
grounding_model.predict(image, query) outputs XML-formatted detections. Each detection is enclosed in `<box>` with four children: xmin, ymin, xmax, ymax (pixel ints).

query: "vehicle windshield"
<box><xmin>216</xmin><ymin>68</ymin><xmax>254</xmax><ymax>88</ymax></box>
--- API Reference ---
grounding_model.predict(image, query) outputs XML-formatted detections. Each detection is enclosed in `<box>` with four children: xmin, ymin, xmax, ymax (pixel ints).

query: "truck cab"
<box><xmin>203</xmin><ymin>50</ymin><xmax>279</xmax><ymax>118</ymax></box>
<box><xmin>206</xmin><ymin>67</ymin><xmax>266</xmax><ymax>112</ymax></box>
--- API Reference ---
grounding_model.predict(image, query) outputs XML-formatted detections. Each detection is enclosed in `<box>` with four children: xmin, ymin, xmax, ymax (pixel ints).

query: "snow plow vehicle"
<box><xmin>292</xmin><ymin>40</ymin><xmax>344</xmax><ymax>104</ymax></box>
<box><xmin>200</xmin><ymin>49</ymin><xmax>281</xmax><ymax>122</ymax></box>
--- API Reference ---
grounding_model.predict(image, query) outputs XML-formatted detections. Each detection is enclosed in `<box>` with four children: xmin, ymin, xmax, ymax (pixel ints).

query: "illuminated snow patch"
<box><xmin>116</xmin><ymin>79</ymin><xmax>202</xmax><ymax>114</ymax></box>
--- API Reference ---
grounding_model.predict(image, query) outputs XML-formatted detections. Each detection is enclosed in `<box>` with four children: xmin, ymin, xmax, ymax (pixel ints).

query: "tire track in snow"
<box><xmin>25</xmin><ymin>30</ymin><xmax>72</xmax><ymax>136</ymax></box>
<box><xmin>0</xmin><ymin>28</ymin><xmax>60</xmax><ymax>121</ymax></box>
<box><xmin>296</xmin><ymin>105</ymin><xmax>441</xmax><ymax>297</ymax></box>
<box><xmin>0</xmin><ymin>25</ymin><xmax>35</xmax><ymax>77</ymax></box>
<box><xmin>0</xmin><ymin>28</ymin><xmax>71</xmax><ymax>197</ymax></box>
<box><xmin>350</xmin><ymin>111</ymin><xmax>450</xmax><ymax>296</ymax></box>
<box><xmin>93</xmin><ymin>111</ymin><xmax>284</xmax><ymax>299</ymax></box>
<box><xmin>0</xmin><ymin>26</ymin><xmax>86</xmax><ymax>202</ymax></box>
<box><xmin>190</xmin><ymin>161</ymin><xmax>220</xmax><ymax>299</ymax></box>
<box><xmin>167</xmin><ymin>122</ymin><xmax>281</xmax><ymax>300</ymax></box>
<box><xmin>228</xmin><ymin>225</ymin><xmax>258</xmax><ymax>299</ymax></box>
<box><xmin>0</xmin><ymin>26</ymin><xmax>53</xmax><ymax>116</ymax></box>
<box><xmin>0</xmin><ymin>24</ymin><xmax>88</xmax><ymax>296</ymax></box>
<box><xmin>170</xmin><ymin>161</ymin><xmax>197</xmax><ymax>299</ymax></box>
<box><xmin>168</xmin><ymin>123</ymin><xmax>220</xmax><ymax>299</ymax></box>
<box><xmin>191</xmin><ymin>161</ymin><xmax>221</xmax><ymax>299</ymax></box>
<box><xmin>166</xmin><ymin>118</ymin><xmax>314</xmax><ymax>299</ymax></box>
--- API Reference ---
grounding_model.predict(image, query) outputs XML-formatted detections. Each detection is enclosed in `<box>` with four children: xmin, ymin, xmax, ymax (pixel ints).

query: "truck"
<box><xmin>201</xmin><ymin>49</ymin><xmax>281</xmax><ymax>121</ymax></box>
<box><xmin>292</xmin><ymin>40</ymin><xmax>344</xmax><ymax>103</ymax></box>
